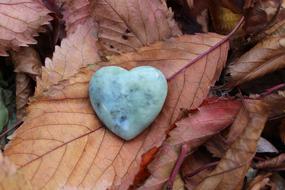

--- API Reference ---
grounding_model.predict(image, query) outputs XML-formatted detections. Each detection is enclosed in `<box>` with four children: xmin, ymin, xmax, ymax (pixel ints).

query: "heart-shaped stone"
<box><xmin>89</xmin><ymin>66</ymin><xmax>168</xmax><ymax>140</ymax></box>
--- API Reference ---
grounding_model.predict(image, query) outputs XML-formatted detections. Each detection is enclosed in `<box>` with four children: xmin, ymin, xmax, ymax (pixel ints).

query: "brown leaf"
<box><xmin>205</xmin><ymin>134</ymin><xmax>229</xmax><ymax>158</ymax></box>
<box><xmin>255</xmin><ymin>153</ymin><xmax>285</xmax><ymax>170</ymax></box>
<box><xmin>226</xmin><ymin>100</ymin><xmax>255</xmax><ymax>144</ymax></box>
<box><xmin>206</xmin><ymin>135</ymin><xmax>278</xmax><ymax>159</ymax></box>
<box><xmin>139</xmin><ymin>99</ymin><xmax>241</xmax><ymax>190</ymax></box>
<box><xmin>11</xmin><ymin>47</ymin><xmax>42</xmax><ymax>120</ymax></box>
<box><xmin>247</xmin><ymin>173</ymin><xmax>272</xmax><ymax>190</ymax></box>
<box><xmin>91</xmin><ymin>0</ymin><xmax>182</xmax><ymax>55</ymax></box>
<box><xmin>0</xmin><ymin>152</ymin><xmax>32</xmax><ymax>190</ymax></box>
<box><xmin>226</xmin><ymin>24</ymin><xmax>285</xmax><ymax>87</ymax></box>
<box><xmin>245</xmin><ymin>18</ymin><xmax>285</xmax><ymax>51</ymax></box>
<box><xmin>270</xmin><ymin>173</ymin><xmax>285</xmax><ymax>189</ymax></box>
<box><xmin>263</xmin><ymin>90</ymin><xmax>285</xmax><ymax>119</ymax></box>
<box><xmin>15</xmin><ymin>74</ymin><xmax>33</xmax><ymax>120</ymax></box>
<box><xmin>244</xmin><ymin>0</ymin><xmax>281</xmax><ymax>34</ymax></box>
<box><xmin>12</xmin><ymin>47</ymin><xmax>42</xmax><ymax>77</ymax></box>
<box><xmin>0</xmin><ymin>0</ymin><xmax>52</xmax><ymax>56</ymax></box>
<box><xmin>4</xmin><ymin>33</ymin><xmax>229</xmax><ymax>189</ymax></box>
<box><xmin>195</xmin><ymin>100</ymin><xmax>269</xmax><ymax>190</ymax></box>
<box><xmin>181</xmin><ymin>150</ymin><xmax>215</xmax><ymax>190</ymax></box>
<box><xmin>36</xmin><ymin>20</ymin><xmax>101</xmax><ymax>95</ymax></box>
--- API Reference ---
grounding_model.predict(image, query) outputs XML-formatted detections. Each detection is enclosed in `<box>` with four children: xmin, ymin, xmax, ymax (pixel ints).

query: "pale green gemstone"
<box><xmin>89</xmin><ymin>66</ymin><xmax>168</xmax><ymax>140</ymax></box>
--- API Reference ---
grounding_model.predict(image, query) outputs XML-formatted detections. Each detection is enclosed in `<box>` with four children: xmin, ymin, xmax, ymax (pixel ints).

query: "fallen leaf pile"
<box><xmin>0</xmin><ymin>0</ymin><xmax>285</xmax><ymax>190</ymax></box>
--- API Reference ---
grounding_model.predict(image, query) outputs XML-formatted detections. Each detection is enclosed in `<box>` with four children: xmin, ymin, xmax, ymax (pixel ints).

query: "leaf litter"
<box><xmin>0</xmin><ymin>0</ymin><xmax>285</xmax><ymax>190</ymax></box>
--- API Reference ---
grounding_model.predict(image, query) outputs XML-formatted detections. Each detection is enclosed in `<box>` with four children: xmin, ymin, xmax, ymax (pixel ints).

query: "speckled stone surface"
<box><xmin>89</xmin><ymin>66</ymin><xmax>168</xmax><ymax>140</ymax></box>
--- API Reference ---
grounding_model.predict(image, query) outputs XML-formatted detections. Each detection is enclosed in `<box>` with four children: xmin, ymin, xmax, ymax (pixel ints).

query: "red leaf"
<box><xmin>139</xmin><ymin>98</ymin><xmax>241</xmax><ymax>189</ymax></box>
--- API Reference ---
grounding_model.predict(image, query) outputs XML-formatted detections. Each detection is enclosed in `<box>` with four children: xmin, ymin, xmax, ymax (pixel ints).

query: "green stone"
<box><xmin>89</xmin><ymin>66</ymin><xmax>168</xmax><ymax>140</ymax></box>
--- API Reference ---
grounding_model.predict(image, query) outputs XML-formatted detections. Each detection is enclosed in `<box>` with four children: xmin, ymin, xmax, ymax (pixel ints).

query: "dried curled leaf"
<box><xmin>15</xmin><ymin>74</ymin><xmax>33</xmax><ymax>120</ymax></box>
<box><xmin>12</xmin><ymin>47</ymin><xmax>42</xmax><ymax>77</ymax></box>
<box><xmin>205</xmin><ymin>134</ymin><xmax>229</xmax><ymax>158</ymax></box>
<box><xmin>255</xmin><ymin>153</ymin><xmax>285</xmax><ymax>170</ymax></box>
<box><xmin>196</xmin><ymin>100</ymin><xmax>269</xmax><ymax>190</ymax></box>
<box><xmin>263</xmin><ymin>90</ymin><xmax>285</xmax><ymax>118</ymax></box>
<box><xmin>0</xmin><ymin>152</ymin><xmax>32</xmax><ymax>190</ymax></box>
<box><xmin>91</xmin><ymin>0</ymin><xmax>181</xmax><ymax>55</ymax></box>
<box><xmin>206</xmin><ymin>135</ymin><xmax>278</xmax><ymax>159</ymax></box>
<box><xmin>247</xmin><ymin>173</ymin><xmax>272</xmax><ymax>190</ymax></box>
<box><xmin>226</xmin><ymin>22</ymin><xmax>285</xmax><ymax>87</ymax></box>
<box><xmin>11</xmin><ymin>47</ymin><xmax>42</xmax><ymax>120</ymax></box>
<box><xmin>36</xmin><ymin>20</ymin><xmax>100</xmax><ymax>95</ymax></box>
<box><xmin>181</xmin><ymin>151</ymin><xmax>215</xmax><ymax>190</ymax></box>
<box><xmin>0</xmin><ymin>0</ymin><xmax>52</xmax><ymax>56</ymax></box>
<box><xmin>244</xmin><ymin>0</ymin><xmax>281</xmax><ymax>34</ymax></box>
<box><xmin>4</xmin><ymin>33</ymin><xmax>229</xmax><ymax>189</ymax></box>
<box><xmin>140</xmin><ymin>99</ymin><xmax>241</xmax><ymax>190</ymax></box>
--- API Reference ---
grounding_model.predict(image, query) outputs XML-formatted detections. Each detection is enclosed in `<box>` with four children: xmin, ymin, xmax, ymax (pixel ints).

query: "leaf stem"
<box><xmin>167</xmin><ymin>16</ymin><xmax>245</xmax><ymax>81</ymax></box>
<box><xmin>260</xmin><ymin>83</ymin><xmax>285</xmax><ymax>97</ymax></box>
<box><xmin>166</xmin><ymin>144</ymin><xmax>189</xmax><ymax>190</ymax></box>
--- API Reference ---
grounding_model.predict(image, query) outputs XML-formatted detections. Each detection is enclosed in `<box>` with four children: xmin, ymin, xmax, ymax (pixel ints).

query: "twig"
<box><xmin>167</xmin><ymin>16</ymin><xmax>245</xmax><ymax>80</ymax></box>
<box><xmin>269</xmin><ymin>113</ymin><xmax>285</xmax><ymax>121</ymax></box>
<box><xmin>0</xmin><ymin>120</ymin><xmax>23</xmax><ymax>140</ymax></box>
<box><xmin>260</xmin><ymin>83</ymin><xmax>285</xmax><ymax>97</ymax></box>
<box><xmin>166</xmin><ymin>144</ymin><xmax>189</xmax><ymax>190</ymax></box>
